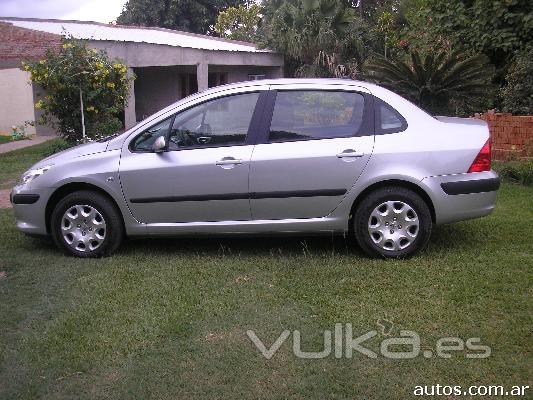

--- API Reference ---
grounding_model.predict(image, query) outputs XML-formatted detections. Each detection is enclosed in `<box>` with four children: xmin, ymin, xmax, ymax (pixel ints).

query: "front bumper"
<box><xmin>11</xmin><ymin>185</ymin><xmax>54</xmax><ymax>236</ymax></box>
<box><xmin>422</xmin><ymin>170</ymin><xmax>500</xmax><ymax>225</ymax></box>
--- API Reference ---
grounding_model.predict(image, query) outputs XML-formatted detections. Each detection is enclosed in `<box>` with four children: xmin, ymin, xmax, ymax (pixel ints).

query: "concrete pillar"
<box><xmin>124</xmin><ymin>67</ymin><xmax>136</xmax><ymax>129</ymax></box>
<box><xmin>196</xmin><ymin>62</ymin><xmax>208</xmax><ymax>93</ymax></box>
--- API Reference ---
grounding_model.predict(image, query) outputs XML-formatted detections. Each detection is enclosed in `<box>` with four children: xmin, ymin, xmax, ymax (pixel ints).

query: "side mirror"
<box><xmin>152</xmin><ymin>136</ymin><xmax>167</xmax><ymax>153</ymax></box>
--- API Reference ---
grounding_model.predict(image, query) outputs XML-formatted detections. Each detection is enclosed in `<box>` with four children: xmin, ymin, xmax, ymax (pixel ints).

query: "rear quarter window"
<box><xmin>374</xmin><ymin>98</ymin><xmax>407</xmax><ymax>134</ymax></box>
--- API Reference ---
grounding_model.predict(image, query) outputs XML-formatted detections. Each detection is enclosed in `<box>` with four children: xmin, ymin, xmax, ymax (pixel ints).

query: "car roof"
<box><xmin>175</xmin><ymin>78</ymin><xmax>378</xmax><ymax>106</ymax></box>
<box><xmin>215</xmin><ymin>77</ymin><xmax>375</xmax><ymax>91</ymax></box>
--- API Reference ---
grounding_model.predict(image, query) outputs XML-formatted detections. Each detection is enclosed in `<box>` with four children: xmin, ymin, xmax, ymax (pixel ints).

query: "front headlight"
<box><xmin>19</xmin><ymin>165</ymin><xmax>53</xmax><ymax>185</ymax></box>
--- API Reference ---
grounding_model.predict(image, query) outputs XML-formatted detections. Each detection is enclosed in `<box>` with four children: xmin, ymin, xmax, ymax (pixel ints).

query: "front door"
<box><xmin>119</xmin><ymin>91</ymin><xmax>262</xmax><ymax>223</ymax></box>
<box><xmin>249</xmin><ymin>89</ymin><xmax>375</xmax><ymax>220</ymax></box>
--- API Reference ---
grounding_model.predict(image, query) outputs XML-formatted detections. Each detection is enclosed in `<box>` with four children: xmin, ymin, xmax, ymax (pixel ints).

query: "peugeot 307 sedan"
<box><xmin>11</xmin><ymin>79</ymin><xmax>500</xmax><ymax>258</ymax></box>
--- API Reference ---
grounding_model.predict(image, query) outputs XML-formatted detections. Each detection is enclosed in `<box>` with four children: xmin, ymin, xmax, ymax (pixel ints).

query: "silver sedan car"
<box><xmin>11</xmin><ymin>79</ymin><xmax>500</xmax><ymax>258</ymax></box>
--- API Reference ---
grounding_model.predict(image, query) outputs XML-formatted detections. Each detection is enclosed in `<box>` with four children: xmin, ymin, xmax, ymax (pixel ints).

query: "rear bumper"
<box><xmin>441</xmin><ymin>177</ymin><xmax>500</xmax><ymax>195</ymax></box>
<box><xmin>422</xmin><ymin>171</ymin><xmax>500</xmax><ymax>224</ymax></box>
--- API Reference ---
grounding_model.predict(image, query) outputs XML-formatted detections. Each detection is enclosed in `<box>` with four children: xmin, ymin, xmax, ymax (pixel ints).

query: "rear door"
<box><xmin>249</xmin><ymin>85</ymin><xmax>375</xmax><ymax>220</ymax></box>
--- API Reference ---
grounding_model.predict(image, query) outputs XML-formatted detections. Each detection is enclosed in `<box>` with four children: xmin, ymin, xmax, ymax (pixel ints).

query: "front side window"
<box><xmin>269</xmin><ymin>91</ymin><xmax>365</xmax><ymax>142</ymax></box>
<box><xmin>168</xmin><ymin>92</ymin><xmax>260</xmax><ymax>150</ymax></box>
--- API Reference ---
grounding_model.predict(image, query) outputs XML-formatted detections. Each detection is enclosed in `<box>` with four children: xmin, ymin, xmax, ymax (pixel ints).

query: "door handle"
<box><xmin>336</xmin><ymin>149</ymin><xmax>364</xmax><ymax>158</ymax></box>
<box><xmin>197</xmin><ymin>136</ymin><xmax>212</xmax><ymax>144</ymax></box>
<box><xmin>215</xmin><ymin>157</ymin><xmax>242</xmax><ymax>167</ymax></box>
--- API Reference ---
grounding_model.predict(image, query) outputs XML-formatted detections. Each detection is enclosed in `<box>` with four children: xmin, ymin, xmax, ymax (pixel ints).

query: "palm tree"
<box><xmin>260</xmin><ymin>0</ymin><xmax>372</xmax><ymax>78</ymax></box>
<box><xmin>364</xmin><ymin>50</ymin><xmax>495</xmax><ymax>115</ymax></box>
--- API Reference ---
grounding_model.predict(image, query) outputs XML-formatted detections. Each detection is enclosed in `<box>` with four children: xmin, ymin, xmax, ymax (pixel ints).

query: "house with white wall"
<box><xmin>0</xmin><ymin>17</ymin><xmax>283</xmax><ymax>136</ymax></box>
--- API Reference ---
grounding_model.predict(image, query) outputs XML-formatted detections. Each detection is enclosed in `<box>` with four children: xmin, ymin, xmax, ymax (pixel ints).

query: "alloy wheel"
<box><xmin>61</xmin><ymin>204</ymin><xmax>107</xmax><ymax>252</ymax></box>
<box><xmin>367</xmin><ymin>200</ymin><xmax>419</xmax><ymax>251</ymax></box>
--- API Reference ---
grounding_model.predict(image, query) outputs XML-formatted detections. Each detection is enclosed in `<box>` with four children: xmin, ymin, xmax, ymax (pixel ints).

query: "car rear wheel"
<box><xmin>354</xmin><ymin>186</ymin><xmax>432</xmax><ymax>258</ymax></box>
<box><xmin>51</xmin><ymin>190</ymin><xmax>124</xmax><ymax>257</ymax></box>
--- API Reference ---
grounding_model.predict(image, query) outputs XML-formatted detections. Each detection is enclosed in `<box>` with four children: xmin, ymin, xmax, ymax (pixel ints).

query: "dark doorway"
<box><xmin>180</xmin><ymin>74</ymin><xmax>198</xmax><ymax>98</ymax></box>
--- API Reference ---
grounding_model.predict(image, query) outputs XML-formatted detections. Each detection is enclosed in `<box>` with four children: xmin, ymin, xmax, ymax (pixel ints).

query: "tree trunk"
<box><xmin>79</xmin><ymin>87</ymin><xmax>86</xmax><ymax>143</ymax></box>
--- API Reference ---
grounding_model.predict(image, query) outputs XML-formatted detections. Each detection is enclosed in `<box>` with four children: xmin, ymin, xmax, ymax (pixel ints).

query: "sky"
<box><xmin>0</xmin><ymin>0</ymin><xmax>128</xmax><ymax>23</ymax></box>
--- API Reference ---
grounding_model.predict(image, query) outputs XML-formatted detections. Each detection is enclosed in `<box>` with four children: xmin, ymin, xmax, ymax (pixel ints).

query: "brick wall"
<box><xmin>475</xmin><ymin>110</ymin><xmax>533</xmax><ymax>160</ymax></box>
<box><xmin>0</xmin><ymin>21</ymin><xmax>62</xmax><ymax>64</ymax></box>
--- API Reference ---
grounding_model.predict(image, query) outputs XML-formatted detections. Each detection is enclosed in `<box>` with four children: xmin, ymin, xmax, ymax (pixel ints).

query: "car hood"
<box><xmin>33</xmin><ymin>140</ymin><xmax>110</xmax><ymax>169</ymax></box>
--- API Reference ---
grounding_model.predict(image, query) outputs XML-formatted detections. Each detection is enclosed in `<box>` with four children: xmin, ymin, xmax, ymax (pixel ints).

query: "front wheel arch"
<box><xmin>45</xmin><ymin>182</ymin><xmax>125</xmax><ymax>236</ymax></box>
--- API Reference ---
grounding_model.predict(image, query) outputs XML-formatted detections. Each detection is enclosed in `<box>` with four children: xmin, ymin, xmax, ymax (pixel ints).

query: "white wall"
<box><xmin>225</xmin><ymin>65</ymin><xmax>284</xmax><ymax>83</ymax></box>
<box><xmin>0</xmin><ymin>68</ymin><xmax>36</xmax><ymax>136</ymax></box>
<box><xmin>90</xmin><ymin>41</ymin><xmax>284</xmax><ymax>69</ymax></box>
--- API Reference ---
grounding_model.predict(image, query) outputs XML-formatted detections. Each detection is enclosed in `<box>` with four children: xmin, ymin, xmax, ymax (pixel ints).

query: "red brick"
<box><xmin>475</xmin><ymin>112</ymin><xmax>533</xmax><ymax>160</ymax></box>
<box><xmin>0</xmin><ymin>21</ymin><xmax>61</xmax><ymax>63</ymax></box>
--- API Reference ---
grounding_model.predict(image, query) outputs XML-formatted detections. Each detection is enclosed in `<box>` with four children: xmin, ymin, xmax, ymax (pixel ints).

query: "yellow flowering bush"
<box><xmin>22</xmin><ymin>37</ymin><xmax>135</xmax><ymax>142</ymax></box>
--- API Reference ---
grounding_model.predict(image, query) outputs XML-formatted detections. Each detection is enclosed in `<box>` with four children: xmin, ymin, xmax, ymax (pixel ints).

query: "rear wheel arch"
<box><xmin>349</xmin><ymin>179</ymin><xmax>436</xmax><ymax>227</ymax></box>
<box><xmin>45</xmin><ymin>182</ymin><xmax>124</xmax><ymax>235</ymax></box>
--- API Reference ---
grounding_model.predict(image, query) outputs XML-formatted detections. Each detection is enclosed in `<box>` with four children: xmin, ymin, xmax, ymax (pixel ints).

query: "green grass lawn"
<box><xmin>0</xmin><ymin>140</ymin><xmax>66</xmax><ymax>189</ymax></box>
<box><xmin>0</xmin><ymin>143</ymin><xmax>531</xmax><ymax>399</ymax></box>
<box><xmin>0</xmin><ymin>135</ymin><xmax>12</xmax><ymax>145</ymax></box>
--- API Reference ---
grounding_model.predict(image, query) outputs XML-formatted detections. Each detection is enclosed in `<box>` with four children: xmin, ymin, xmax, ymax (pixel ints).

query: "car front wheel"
<box><xmin>50</xmin><ymin>190</ymin><xmax>124</xmax><ymax>257</ymax></box>
<box><xmin>354</xmin><ymin>186</ymin><xmax>432</xmax><ymax>258</ymax></box>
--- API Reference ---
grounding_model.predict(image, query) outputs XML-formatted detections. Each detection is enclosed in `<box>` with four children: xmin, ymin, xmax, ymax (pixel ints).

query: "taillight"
<box><xmin>467</xmin><ymin>139</ymin><xmax>491</xmax><ymax>173</ymax></box>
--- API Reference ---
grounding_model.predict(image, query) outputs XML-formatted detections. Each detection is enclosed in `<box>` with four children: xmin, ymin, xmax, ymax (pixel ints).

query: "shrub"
<box><xmin>86</xmin><ymin>117</ymin><xmax>124</xmax><ymax>140</ymax></box>
<box><xmin>44</xmin><ymin>139</ymin><xmax>74</xmax><ymax>157</ymax></box>
<box><xmin>22</xmin><ymin>37</ymin><xmax>134</xmax><ymax>144</ymax></box>
<box><xmin>493</xmin><ymin>159</ymin><xmax>533</xmax><ymax>186</ymax></box>
<box><xmin>501</xmin><ymin>47</ymin><xmax>533</xmax><ymax>115</ymax></box>
<box><xmin>364</xmin><ymin>50</ymin><xmax>495</xmax><ymax>116</ymax></box>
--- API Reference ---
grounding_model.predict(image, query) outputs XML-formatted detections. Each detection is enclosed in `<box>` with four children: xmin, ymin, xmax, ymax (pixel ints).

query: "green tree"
<box><xmin>402</xmin><ymin>0</ymin><xmax>532</xmax><ymax>73</ymax></box>
<box><xmin>501</xmin><ymin>47</ymin><xmax>533</xmax><ymax>115</ymax></box>
<box><xmin>22</xmin><ymin>37</ymin><xmax>134</xmax><ymax>143</ymax></box>
<box><xmin>365</xmin><ymin>50</ymin><xmax>495</xmax><ymax>115</ymax></box>
<box><xmin>259</xmin><ymin>0</ymin><xmax>374</xmax><ymax>78</ymax></box>
<box><xmin>375</xmin><ymin>10</ymin><xmax>399</xmax><ymax>58</ymax></box>
<box><xmin>357</xmin><ymin>0</ymin><xmax>404</xmax><ymax>22</ymax></box>
<box><xmin>215</xmin><ymin>4</ymin><xmax>260</xmax><ymax>42</ymax></box>
<box><xmin>117</xmin><ymin>0</ymin><xmax>246</xmax><ymax>35</ymax></box>
<box><xmin>397</xmin><ymin>0</ymin><xmax>533</xmax><ymax>113</ymax></box>
<box><xmin>397</xmin><ymin>0</ymin><xmax>441</xmax><ymax>53</ymax></box>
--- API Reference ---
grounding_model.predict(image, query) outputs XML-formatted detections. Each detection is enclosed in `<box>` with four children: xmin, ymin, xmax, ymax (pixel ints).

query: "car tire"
<box><xmin>354</xmin><ymin>186</ymin><xmax>432</xmax><ymax>258</ymax></box>
<box><xmin>50</xmin><ymin>190</ymin><xmax>124</xmax><ymax>257</ymax></box>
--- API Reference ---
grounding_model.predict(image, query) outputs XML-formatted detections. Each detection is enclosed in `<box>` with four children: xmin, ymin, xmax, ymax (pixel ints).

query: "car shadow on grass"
<box><xmin>120</xmin><ymin>234</ymin><xmax>362</xmax><ymax>257</ymax></box>
<box><xmin>24</xmin><ymin>221</ymin><xmax>483</xmax><ymax>259</ymax></box>
<box><xmin>117</xmin><ymin>222</ymin><xmax>480</xmax><ymax>258</ymax></box>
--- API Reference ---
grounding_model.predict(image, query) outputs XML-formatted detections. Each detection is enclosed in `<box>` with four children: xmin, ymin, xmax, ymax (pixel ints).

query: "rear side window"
<box><xmin>268</xmin><ymin>91</ymin><xmax>365</xmax><ymax>142</ymax></box>
<box><xmin>375</xmin><ymin>98</ymin><xmax>407</xmax><ymax>134</ymax></box>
